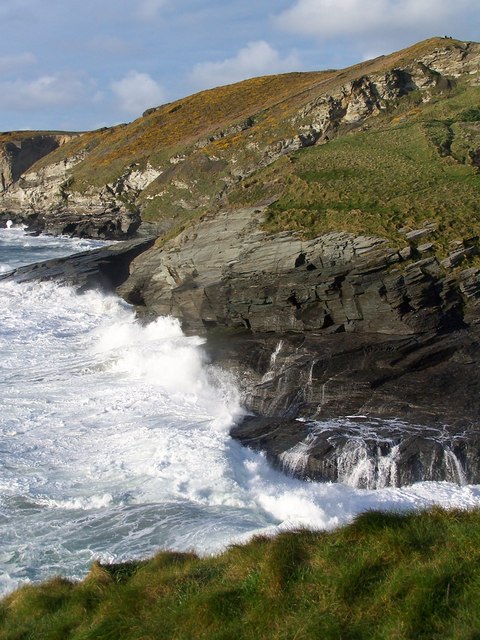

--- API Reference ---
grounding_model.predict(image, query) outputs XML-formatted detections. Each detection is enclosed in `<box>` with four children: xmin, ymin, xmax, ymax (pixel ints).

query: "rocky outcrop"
<box><xmin>0</xmin><ymin>133</ymin><xmax>77</xmax><ymax>193</ymax></box>
<box><xmin>2</xmin><ymin>39</ymin><xmax>480</xmax><ymax>488</ymax></box>
<box><xmin>119</xmin><ymin>207</ymin><xmax>465</xmax><ymax>336</ymax></box>
<box><xmin>0</xmin><ymin>207</ymin><xmax>141</xmax><ymax>240</ymax></box>
<box><xmin>0</xmin><ymin>237</ymin><xmax>155</xmax><ymax>291</ymax></box>
<box><xmin>264</xmin><ymin>43</ymin><xmax>479</xmax><ymax>163</ymax></box>
<box><xmin>0</xmin><ymin>153</ymin><xmax>143</xmax><ymax>239</ymax></box>
<box><xmin>204</xmin><ymin>322</ymin><xmax>480</xmax><ymax>426</ymax></box>
<box><xmin>117</xmin><ymin>206</ymin><xmax>480</xmax><ymax>487</ymax></box>
<box><xmin>231</xmin><ymin>416</ymin><xmax>480</xmax><ymax>488</ymax></box>
<box><xmin>204</xmin><ymin>323</ymin><xmax>480</xmax><ymax>487</ymax></box>
<box><xmin>3</xmin><ymin>202</ymin><xmax>479</xmax><ymax>487</ymax></box>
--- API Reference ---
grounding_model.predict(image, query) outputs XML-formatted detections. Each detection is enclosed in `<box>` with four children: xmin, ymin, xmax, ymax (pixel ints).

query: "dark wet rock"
<box><xmin>207</xmin><ymin>325</ymin><xmax>480</xmax><ymax>487</ymax></box>
<box><xmin>0</xmin><ymin>207</ymin><xmax>141</xmax><ymax>240</ymax></box>
<box><xmin>231</xmin><ymin>416</ymin><xmax>480</xmax><ymax>488</ymax></box>
<box><xmin>116</xmin><ymin>206</ymin><xmax>480</xmax><ymax>487</ymax></box>
<box><xmin>0</xmin><ymin>238</ymin><xmax>154</xmax><ymax>292</ymax></box>
<box><xmin>206</xmin><ymin>328</ymin><xmax>480</xmax><ymax>429</ymax></box>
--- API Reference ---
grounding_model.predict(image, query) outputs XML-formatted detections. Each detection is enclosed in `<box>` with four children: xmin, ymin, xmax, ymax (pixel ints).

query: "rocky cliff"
<box><xmin>0</xmin><ymin>132</ymin><xmax>76</xmax><ymax>193</ymax></box>
<box><xmin>118</xmin><ymin>207</ymin><xmax>472</xmax><ymax>336</ymax></box>
<box><xmin>2</xmin><ymin>36</ymin><xmax>480</xmax><ymax>487</ymax></box>
<box><xmin>115</xmin><ymin>203</ymin><xmax>480</xmax><ymax>486</ymax></box>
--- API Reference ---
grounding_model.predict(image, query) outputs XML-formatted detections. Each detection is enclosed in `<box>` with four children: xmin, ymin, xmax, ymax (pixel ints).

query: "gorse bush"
<box><xmin>2</xmin><ymin>508</ymin><xmax>480</xmax><ymax>639</ymax></box>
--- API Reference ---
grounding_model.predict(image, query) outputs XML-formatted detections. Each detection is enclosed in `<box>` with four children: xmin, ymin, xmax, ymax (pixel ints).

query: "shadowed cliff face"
<box><xmin>205</xmin><ymin>323</ymin><xmax>480</xmax><ymax>487</ymax></box>
<box><xmin>117</xmin><ymin>205</ymin><xmax>480</xmax><ymax>488</ymax></box>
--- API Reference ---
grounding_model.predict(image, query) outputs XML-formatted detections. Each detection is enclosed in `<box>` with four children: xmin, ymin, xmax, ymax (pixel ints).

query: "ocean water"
<box><xmin>1</xmin><ymin>226</ymin><xmax>480</xmax><ymax>596</ymax></box>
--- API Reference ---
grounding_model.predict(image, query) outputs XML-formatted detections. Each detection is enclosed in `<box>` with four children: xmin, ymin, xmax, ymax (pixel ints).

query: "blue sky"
<box><xmin>0</xmin><ymin>0</ymin><xmax>479</xmax><ymax>132</ymax></box>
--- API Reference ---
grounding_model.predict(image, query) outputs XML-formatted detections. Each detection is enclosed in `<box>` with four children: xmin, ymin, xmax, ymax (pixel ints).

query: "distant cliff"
<box><xmin>0</xmin><ymin>131</ymin><xmax>77</xmax><ymax>193</ymax></box>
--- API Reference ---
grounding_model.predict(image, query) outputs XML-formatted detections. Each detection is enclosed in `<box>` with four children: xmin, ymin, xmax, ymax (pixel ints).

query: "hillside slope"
<box><xmin>0</xmin><ymin>37</ymin><xmax>479</xmax><ymax>242</ymax></box>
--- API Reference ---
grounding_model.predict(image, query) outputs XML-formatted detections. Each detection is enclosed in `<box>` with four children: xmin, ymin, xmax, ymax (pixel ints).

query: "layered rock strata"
<box><xmin>119</xmin><ymin>207</ymin><xmax>480</xmax><ymax>486</ymax></box>
<box><xmin>0</xmin><ymin>238</ymin><xmax>154</xmax><ymax>292</ymax></box>
<box><xmin>118</xmin><ymin>208</ymin><xmax>469</xmax><ymax>337</ymax></box>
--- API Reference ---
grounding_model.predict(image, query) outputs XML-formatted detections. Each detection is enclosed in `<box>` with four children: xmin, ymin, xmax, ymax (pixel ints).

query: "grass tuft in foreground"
<box><xmin>2</xmin><ymin>508</ymin><xmax>480</xmax><ymax>639</ymax></box>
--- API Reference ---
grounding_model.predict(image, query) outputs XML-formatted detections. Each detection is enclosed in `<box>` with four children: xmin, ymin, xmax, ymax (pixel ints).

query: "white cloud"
<box><xmin>135</xmin><ymin>0</ymin><xmax>166</xmax><ymax>20</ymax></box>
<box><xmin>0</xmin><ymin>73</ymin><xmax>93</xmax><ymax>111</ymax></box>
<box><xmin>188</xmin><ymin>41</ymin><xmax>301</xmax><ymax>90</ymax></box>
<box><xmin>0</xmin><ymin>52</ymin><xmax>36</xmax><ymax>73</ymax></box>
<box><xmin>274</xmin><ymin>0</ymin><xmax>479</xmax><ymax>39</ymax></box>
<box><xmin>111</xmin><ymin>71</ymin><xmax>165</xmax><ymax>115</ymax></box>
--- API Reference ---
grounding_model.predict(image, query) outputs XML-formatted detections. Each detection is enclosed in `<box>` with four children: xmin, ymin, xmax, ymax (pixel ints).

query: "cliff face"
<box><xmin>117</xmin><ymin>200</ymin><xmax>480</xmax><ymax>486</ymax></box>
<box><xmin>2</xmin><ymin>37</ymin><xmax>480</xmax><ymax>486</ymax></box>
<box><xmin>0</xmin><ymin>141</ymin><xmax>141</xmax><ymax>239</ymax></box>
<box><xmin>118</xmin><ymin>207</ymin><xmax>469</xmax><ymax>337</ymax></box>
<box><xmin>0</xmin><ymin>132</ymin><xmax>76</xmax><ymax>193</ymax></box>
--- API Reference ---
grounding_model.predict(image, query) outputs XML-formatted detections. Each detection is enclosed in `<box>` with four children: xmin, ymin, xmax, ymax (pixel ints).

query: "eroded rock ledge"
<box><xmin>0</xmin><ymin>207</ymin><xmax>140</xmax><ymax>240</ymax></box>
<box><xmin>118</xmin><ymin>207</ymin><xmax>480</xmax><ymax>486</ymax></box>
<box><xmin>118</xmin><ymin>207</ymin><xmax>475</xmax><ymax>337</ymax></box>
<box><xmin>0</xmin><ymin>237</ymin><xmax>154</xmax><ymax>291</ymax></box>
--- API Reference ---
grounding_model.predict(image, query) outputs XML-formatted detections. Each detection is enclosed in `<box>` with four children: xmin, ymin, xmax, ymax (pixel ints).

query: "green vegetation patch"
<box><xmin>2</xmin><ymin>508</ymin><xmax>480</xmax><ymax>639</ymax></box>
<box><xmin>228</xmin><ymin>86</ymin><xmax>480</xmax><ymax>258</ymax></box>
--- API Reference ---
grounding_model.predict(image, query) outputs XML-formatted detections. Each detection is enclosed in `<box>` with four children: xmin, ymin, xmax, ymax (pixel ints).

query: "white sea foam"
<box><xmin>1</xmin><ymin>232</ymin><xmax>480</xmax><ymax>596</ymax></box>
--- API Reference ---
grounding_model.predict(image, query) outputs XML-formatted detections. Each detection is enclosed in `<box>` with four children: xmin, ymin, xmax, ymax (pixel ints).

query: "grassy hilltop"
<box><xmin>1</xmin><ymin>509</ymin><xmax>480</xmax><ymax>640</ymax></box>
<box><xmin>232</xmin><ymin>91</ymin><xmax>480</xmax><ymax>257</ymax></box>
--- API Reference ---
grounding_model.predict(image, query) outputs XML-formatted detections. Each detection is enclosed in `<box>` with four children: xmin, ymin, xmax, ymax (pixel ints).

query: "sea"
<box><xmin>1</xmin><ymin>226</ymin><xmax>480</xmax><ymax>596</ymax></box>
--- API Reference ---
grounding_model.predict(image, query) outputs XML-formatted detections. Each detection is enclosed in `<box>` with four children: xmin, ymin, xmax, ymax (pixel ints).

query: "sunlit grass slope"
<box><xmin>1</xmin><ymin>508</ymin><xmax>480</xmax><ymax>640</ymax></box>
<box><xmin>228</xmin><ymin>84</ymin><xmax>480</xmax><ymax>256</ymax></box>
<box><xmin>31</xmin><ymin>71</ymin><xmax>334</xmax><ymax>187</ymax></box>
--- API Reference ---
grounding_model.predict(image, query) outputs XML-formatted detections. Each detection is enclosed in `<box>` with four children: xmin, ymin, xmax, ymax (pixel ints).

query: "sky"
<box><xmin>0</xmin><ymin>0</ymin><xmax>479</xmax><ymax>132</ymax></box>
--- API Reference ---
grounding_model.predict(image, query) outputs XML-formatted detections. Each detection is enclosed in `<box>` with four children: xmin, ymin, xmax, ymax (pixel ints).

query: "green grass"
<box><xmin>227</xmin><ymin>84</ymin><xmax>480</xmax><ymax>259</ymax></box>
<box><xmin>2</xmin><ymin>508</ymin><xmax>480</xmax><ymax>639</ymax></box>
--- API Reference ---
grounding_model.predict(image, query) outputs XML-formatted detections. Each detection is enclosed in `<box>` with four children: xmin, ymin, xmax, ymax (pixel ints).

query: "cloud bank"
<box><xmin>0</xmin><ymin>52</ymin><xmax>36</xmax><ymax>73</ymax></box>
<box><xmin>135</xmin><ymin>0</ymin><xmax>166</xmax><ymax>21</ymax></box>
<box><xmin>111</xmin><ymin>71</ymin><xmax>165</xmax><ymax>115</ymax></box>
<box><xmin>188</xmin><ymin>41</ymin><xmax>301</xmax><ymax>90</ymax></box>
<box><xmin>275</xmin><ymin>0</ymin><xmax>479</xmax><ymax>40</ymax></box>
<box><xmin>0</xmin><ymin>73</ymin><xmax>93</xmax><ymax>111</ymax></box>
